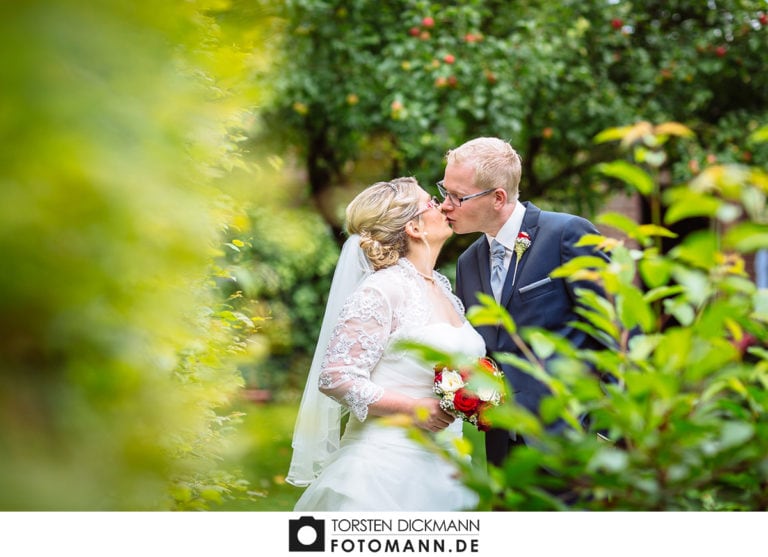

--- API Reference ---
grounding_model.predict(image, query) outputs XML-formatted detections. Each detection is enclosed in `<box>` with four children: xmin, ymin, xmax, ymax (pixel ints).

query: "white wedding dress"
<box><xmin>293</xmin><ymin>258</ymin><xmax>484</xmax><ymax>512</ymax></box>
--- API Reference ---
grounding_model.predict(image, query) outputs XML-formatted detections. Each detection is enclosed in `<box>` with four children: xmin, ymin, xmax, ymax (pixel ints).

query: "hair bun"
<box><xmin>358</xmin><ymin>232</ymin><xmax>398</xmax><ymax>270</ymax></box>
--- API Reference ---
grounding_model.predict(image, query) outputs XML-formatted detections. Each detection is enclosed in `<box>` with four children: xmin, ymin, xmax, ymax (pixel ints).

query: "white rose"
<box><xmin>439</xmin><ymin>370</ymin><xmax>465</xmax><ymax>393</ymax></box>
<box><xmin>476</xmin><ymin>386</ymin><xmax>498</xmax><ymax>402</ymax></box>
<box><xmin>477</xmin><ymin>387</ymin><xmax>496</xmax><ymax>402</ymax></box>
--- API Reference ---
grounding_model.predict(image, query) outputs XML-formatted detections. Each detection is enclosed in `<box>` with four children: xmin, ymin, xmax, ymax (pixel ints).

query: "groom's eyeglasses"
<box><xmin>415</xmin><ymin>196</ymin><xmax>441</xmax><ymax>216</ymax></box>
<box><xmin>437</xmin><ymin>180</ymin><xmax>496</xmax><ymax>207</ymax></box>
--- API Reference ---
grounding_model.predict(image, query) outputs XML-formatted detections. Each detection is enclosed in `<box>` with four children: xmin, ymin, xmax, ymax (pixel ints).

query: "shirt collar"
<box><xmin>486</xmin><ymin>201</ymin><xmax>526</xmax><ymax>251</ymax></box>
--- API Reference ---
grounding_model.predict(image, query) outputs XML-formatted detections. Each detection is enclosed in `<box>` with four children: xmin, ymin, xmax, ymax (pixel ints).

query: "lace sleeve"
<box><xmin>318</xmin><ymin>285</ymin><xmax>390</xmax><ymax>421</ymax></box>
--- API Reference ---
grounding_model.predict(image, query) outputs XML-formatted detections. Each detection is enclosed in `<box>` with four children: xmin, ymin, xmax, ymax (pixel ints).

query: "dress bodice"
<box><xmin>377</xmin><ymin>321</ymin><xmax>485</xmax><ymax>399</ymax></box>
<box><xmin>317</xmin><ymin>259</ymin><xmax>485</xmax><ymax>422</ymax></box>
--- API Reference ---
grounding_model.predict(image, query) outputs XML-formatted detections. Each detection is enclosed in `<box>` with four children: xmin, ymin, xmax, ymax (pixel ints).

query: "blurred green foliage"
<box><xmin>219</xmin><ymin>199</ymin><xmax>340</xmax><ymax>395</ymax></box>
<box><xmin>0</xmin><ymin>0</ymin><xmax>273</xmax><ymax>509</ymax></box>
<box><xmin>455</xmin><ymin>123</ymin><xmax>768</xmax><ymax>510</ymax></box>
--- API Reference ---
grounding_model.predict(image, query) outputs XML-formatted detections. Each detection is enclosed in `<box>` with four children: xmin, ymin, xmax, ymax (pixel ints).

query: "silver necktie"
<box><xmin>490</xmin><ymin>240</ymin><xmax>506</xmax><ymax>300</ymax></box>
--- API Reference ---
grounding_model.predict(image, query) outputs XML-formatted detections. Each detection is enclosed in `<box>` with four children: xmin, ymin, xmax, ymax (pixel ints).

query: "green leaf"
<box><xmin>522</xmin><ymin>328</ymin><xmax>579</xmax><ymax>358</ymax></box>
<box><xmin>596</xmin><ymin>212</ymin><xmax>640</xmax><ymax>236</ymax></box>
<box><xmin>723</xmin><ymin>222</ymin><xmax>768</xmax><ymax>253</ymax></box>
<box><xmin>527</xmin><ymin>331</ymin><xmax>557</xmax><ymax>359</ymax></box>
<box><xmin>664</xmin><ymin>192</ymin><xmax>723</xmax><ymax>225</ymax></box>
<box><xmin>654</xmin><ymin>122</ymin><xmax>694</xmax><ymax>138</ymax></box>
<box><xmin>484</xmin><ymin>404</ymin><xmax>542</xmax><ymax>437</ymax></box>
<box><xmin>643</xmin><ymin>284</ymin><xmax>686</xmax><ymax>303</ymax></box>
<box><xmin>539</xmin><ymin>396</ymin><xmax>564</xmax><ymax>424</ymax></box>
<box><xmin>574</xmin><ymin>233</ymin><xmax>610</xmax><ymax>247</ymax></box>
<box><xmin>748</xmin><ymin>125</ymin><xmax>768</xmax><ymax>143</ymax></box>
<box><xmin>617</xmin><ymin>284</ymin><xmax>656</xmax><ymax>332</ymax></box>
<box><xmin>495</xmin><ymin>352</ymin><xmax>561</xmax><ymax>394</ymax></box>
<box><xmin>467</xmin><ymin>293</ymin><xmax>517</xmax><ymax>334</ymax></box>
<box><xmin>394</xmin><ymin>340</ymin><xmax>453</xmax><ymax>365</ymax></box>
<box><xmin>593</xmin><ymin>125</ymin><xmax>635</xmax><ymax>144</ymax></box>
<box><xmin>671</xmin><ymin>232</ymin><xmax>718</xmax><ymax>270</ymax></box>
<box><xmin>495</xmin><ymin>352</ymin><xmax>542</xmax><ymax>377</ymax></box>
<box><xmin>636</xmin><ymin>224</ymin><xmax>678</xmax><ymax>239</ymax></box>
<box><xmin>596</xmin><ymin>160</ymin><xmax>655</xmax><ymax>195</ymax></box>
<box><xmin>550</xmin><ymin>255</ymin><xmax>608</xmax><ymax>278</ymax></box>
<box><xmin>628</xmin><ymin>334</ymin><xmax>662</xmax><ymax>363</ymax></box>
<box><xmin>608</xmin><ymin>244</ymin><xmax>638</xmax><ymax>286</ymax></box>
<box><xmin>662</xmin><ymin>298</ymin><xmax>696</xmax><ymax>327</ymax></box>
<box><xmin>573</xmin><ymin>306</ymin><xmax>620</xmax><ymax>341</ymax></box>
<box><xmin>638</xmin><ymin>257</ymin><xmax>674</xmax><ymax>289</ymax></box>
<box><xmin>570</xmin><ymin>321</ymin><xmax>620</xmax><ymax>349</ymax></box>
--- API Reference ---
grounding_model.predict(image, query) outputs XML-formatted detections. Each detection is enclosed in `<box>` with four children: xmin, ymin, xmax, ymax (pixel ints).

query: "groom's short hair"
<box><xmin>446</xmin><ymin>137</ymin><xmax>522</xmax><ymax>201</ymax></box>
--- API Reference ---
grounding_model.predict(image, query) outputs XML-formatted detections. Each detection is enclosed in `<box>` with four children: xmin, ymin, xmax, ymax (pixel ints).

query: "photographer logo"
<box><xmin>288</xmin><ymin>516</ymin><xmax>325</xmax><ymax>552</ymax></box>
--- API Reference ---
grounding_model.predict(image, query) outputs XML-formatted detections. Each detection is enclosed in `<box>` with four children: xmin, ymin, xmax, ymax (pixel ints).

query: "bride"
<box><xmin>286</xmin><ymin>177</ymin><xmax>484</xmax><ymax>511</ymax></box>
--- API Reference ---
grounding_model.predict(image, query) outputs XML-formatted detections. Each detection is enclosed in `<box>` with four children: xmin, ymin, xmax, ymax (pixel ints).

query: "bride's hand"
<box><xmin>412</xmin><ymin>398</ymin><xmax>455</xmax><ymax>432</ymax></box>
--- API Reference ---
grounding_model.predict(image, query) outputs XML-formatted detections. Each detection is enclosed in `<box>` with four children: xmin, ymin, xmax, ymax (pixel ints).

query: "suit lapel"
<box><xmin>500</xmin><ymin>202</ymin><xmax>540</xmax><ymax>306</ymax></box>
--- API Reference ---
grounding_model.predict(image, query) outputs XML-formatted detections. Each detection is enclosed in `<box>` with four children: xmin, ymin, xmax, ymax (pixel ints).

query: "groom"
<box><xmin>439</xmin><ymin>137</ymin><xmax>610</xmax><ymax>466</ymax></box>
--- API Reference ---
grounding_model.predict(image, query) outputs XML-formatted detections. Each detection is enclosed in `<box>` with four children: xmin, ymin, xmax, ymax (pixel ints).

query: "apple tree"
<box><xmin>259</xmin><ymin>0</ymin><xmax>768</xmax><ymax>240</ymax></box>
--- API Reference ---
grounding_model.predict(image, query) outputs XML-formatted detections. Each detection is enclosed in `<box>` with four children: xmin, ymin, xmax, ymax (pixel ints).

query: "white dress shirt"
<box><xmin>485</xmin><ymin>201</ymin><xmax>526</xmax><ymax>300</ymax></box>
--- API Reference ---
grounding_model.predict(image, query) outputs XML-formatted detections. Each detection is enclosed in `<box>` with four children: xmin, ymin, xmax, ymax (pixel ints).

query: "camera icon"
<box><xmin>288</xmin><ymin>516</ymin><xmax>325</xmax><ymax>552</ymax></box>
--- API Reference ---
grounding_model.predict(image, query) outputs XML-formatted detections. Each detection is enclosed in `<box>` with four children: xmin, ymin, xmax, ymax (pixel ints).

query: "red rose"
<box><xmin>453</xmin><ymin>389</ymin><xmax>481</xmax><ymax>414</ymax></box>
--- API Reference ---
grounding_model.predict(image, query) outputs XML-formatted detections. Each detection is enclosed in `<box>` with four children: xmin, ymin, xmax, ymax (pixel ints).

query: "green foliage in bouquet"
<box><xmin>463</xmin><ymin>122</ymin><xmax>768</xmax><ymax>510</ymax></box>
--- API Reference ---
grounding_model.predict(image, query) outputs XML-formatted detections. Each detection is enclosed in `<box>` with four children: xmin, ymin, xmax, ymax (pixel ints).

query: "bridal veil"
<box><xmin>286</xmin><ymin>234</ymin><xmax>373</xmax><ymax>486</ymax></box>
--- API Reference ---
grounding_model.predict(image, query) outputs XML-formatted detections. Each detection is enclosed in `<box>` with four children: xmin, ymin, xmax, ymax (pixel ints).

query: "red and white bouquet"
<box><xmin>433</xmin><ymin>357</ymin><xmax>505</xmax><ymax>431</ymax></box>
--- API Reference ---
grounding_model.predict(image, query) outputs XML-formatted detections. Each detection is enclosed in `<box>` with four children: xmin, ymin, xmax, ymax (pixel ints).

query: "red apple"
<box><xmin>409</xmin><ymin>26</ymin><xmax>420</xmax><ymax>37</ymax></box>
<box><xmin>715</xmin><ymin>45</ymin><xmax>727</xmax><ymax>57</ymax></box>
<box><xmin>447</xmin><ymin>75</ymin><xmax>458</xmax><ymax>87</ymax></box>
<box><xmin>759</xmin><ymin>13</ymin><xmax>768</xmax><ymax>25</ymax></box>
<box><xmin>611</xmin><ymin>18</ymin><xmax>623</xmax><ymax>30</ymax></box>
<box><xmin>422</xmin><ymin>16</ymin><xmax>434</xmax><ymax>28</ymax></box>
<box><xmin>443</xmin><ymin>54</ymin><xmax>455</xmax><ymax>64</ymax></box>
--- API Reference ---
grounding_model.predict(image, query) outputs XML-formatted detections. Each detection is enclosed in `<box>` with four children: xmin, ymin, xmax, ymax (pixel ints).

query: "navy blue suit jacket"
<box><xmin>455</xmin><ymin>201</ymin><xmax>609</xmax><ymax>465</ymax></box>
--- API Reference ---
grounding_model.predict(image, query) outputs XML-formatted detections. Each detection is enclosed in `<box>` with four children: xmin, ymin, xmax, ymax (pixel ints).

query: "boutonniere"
<box><xmin>511</xmin><ymin>231</ymin><xmax>531</xmax><ymax>286</ymax></box>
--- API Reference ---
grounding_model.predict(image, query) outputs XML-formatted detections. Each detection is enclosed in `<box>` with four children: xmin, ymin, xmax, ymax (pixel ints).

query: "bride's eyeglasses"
<box><xmin>415</xmin><ymin>196</ymin><xmax>441</xmax><ymax>216</ymax></box>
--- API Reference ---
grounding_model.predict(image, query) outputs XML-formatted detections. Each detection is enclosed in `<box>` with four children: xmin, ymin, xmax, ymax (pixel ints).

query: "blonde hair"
<box><xmin>345</xmin><ymin>177</ymin><xmax>422</xmax><ymax>270</ymax></box>
<box><xmin>445</xmin><ymin>137</ymin><xmax>522</xmax><ymax>201</ymax></box>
